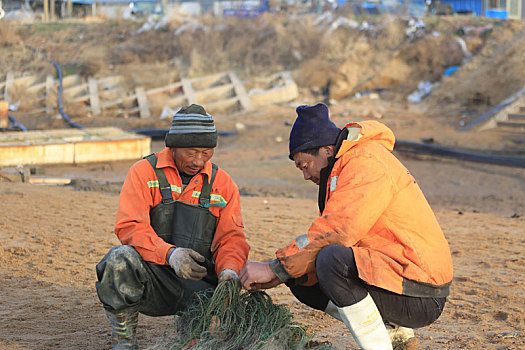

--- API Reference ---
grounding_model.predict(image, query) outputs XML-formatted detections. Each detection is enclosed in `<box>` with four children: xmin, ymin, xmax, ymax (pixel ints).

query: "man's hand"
<box><xmin>240</xmin><ymin>261</ymin><xmax>282</xmax><ymax>291</ymax></box>
<box><xmin>168</xmin><ymin>248</ymin><xmax>207</xmax><ymax>280</ymax></box>
<box><xmin>218</xmin><ymin>269</ymin><xmax>240</xmax><ymax>288</ymax></box>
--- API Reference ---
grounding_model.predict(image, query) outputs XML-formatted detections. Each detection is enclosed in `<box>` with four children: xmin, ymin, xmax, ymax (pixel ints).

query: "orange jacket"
<box><xmin>115</xmin><ymin>147</ymin><xmax>250</xmax><ymax>275</ymax></box>
<box><xmin>275</xmin><ymin>121</ymin><xmax>453</xmax><ymax>297</ymax></box>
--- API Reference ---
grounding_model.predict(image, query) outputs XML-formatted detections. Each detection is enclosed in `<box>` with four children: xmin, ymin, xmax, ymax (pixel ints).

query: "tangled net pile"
<box><xmin>150</xmin><ymin>280</ymin><xmax>330</xmax><ymax>350</ymax></box>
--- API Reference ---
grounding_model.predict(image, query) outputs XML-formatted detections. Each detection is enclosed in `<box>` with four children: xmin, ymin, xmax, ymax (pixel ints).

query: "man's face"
<box><xmin>172</xmin><ymin>147</ymin><xmax>214</xmax><ymax>175</ymax></box>
<box><xmin>293</xmin><ymin>148</ymin><xmax>331</xmax><ymax>185</ymax></box>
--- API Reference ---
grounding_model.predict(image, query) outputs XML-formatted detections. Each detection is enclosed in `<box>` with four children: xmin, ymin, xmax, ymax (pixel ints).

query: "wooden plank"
<box><xmin>195</xmin><ymin>84</ymin><xmax>234</xmax><ymax>103</ymax></box>
<box><xmin>29</xmin><ymin>177</ymin><xmax>72</xmax><ymax>185</ymax></box>
<box><xmin>98</xmin><ymin>76</ymin><xmax>120</xmax><ymax>85</ymax></box>
<box><xmin>4</xmin><ymin>71</ymin><xmax>14</xmax><ymax>101</ymax></box>
<box><xmin>135</xmin><ymin>87</ymin><xmax>151</xmax><ymax>118</ymax></box>
<box><xmin>167</xmin><ymin>95</ymin><xmax>188</xmax><ymax>107</ymax></box>
<box><xmin>250</xmin><ymin>71</ymin><xmax>299</xmax><ymax>107</ymax></box>
<box><xmin>191</xmin><ymin>72</ymin><xmax>228</xmax><ymax>90</ymax></box>
<box><xmin>99</xmin><ymin>87</ymin><xmax>123</xmax><ymax>101</ymax></box>
<box><xmin>12</xmin><ymin>75</ymin><xmax>40</xmax><ymax>88</ymax></box>
<box><xmin>50</xmin><ymin>0</ymin><xmax>56</xmax><ymax>21</ymax></box>
<box><xmin>43</xmin><ymin>0</ymin><xmax>49</xmax><ymax>22</ymax></box>
<box><xmin>26</xmin><ymin>82</ymin><xmax>47</xmax><ymax>94</ymax></box>
<box><xmin>45</xmin><ymin>75</ymin><xmax>55</xmax><ymax>115</ymax></box>
<box><xmin>88</xmin><ymin>77</ymin><xmax>101</xmax><ymax>116</ymax></box>
<box><xmin>205</xmin><ymin>96</ymin><xmax>240</xmax><ymax>113</ymax></box>
<box><xmin>63</xmin><ymin>83</ymin><xmax>88</xmax><ymax>97</ymax></box>
<box><xmin>72</xmin><ymin>95</ymin><xmax>90</xmax><ymax>103</ymax></box>
<box><xmin>146</xmin><ymin>82</ymin><xmax>183</xmax><ymax>96</ymax></box>
<box><xmin>100</xmin><ymin>97</ymin><xmax>128</xmax><ymax>109</ymax></box>
<box><xmin>62</xmin><ymin>74</ymin><xmax>82</xmax><ymax>87</ymax></box>
<box><xmin>228</xmin><ymin>71</ymin><xmax>252</xmax><ymax>111</ymax></box>
<box><xmin>0</xmin><ymin>75</ymin><xmax>40</xmax><ymax>90</ymax></box>
<box><xmin>181</xmin><ymin>78</ymin><xmax>197</xmax><ymax>105</ymax></box>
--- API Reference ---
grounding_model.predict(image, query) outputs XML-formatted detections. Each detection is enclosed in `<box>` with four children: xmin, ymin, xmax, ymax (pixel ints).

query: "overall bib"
<box><xmin>96</xmin><ymin>155</ymin><xmax>220</xmax><ymax>316</ymax></box>
<box><xmin>145</xmin><ymin>154</ymin><xmax>219</xmax><ymax>286</ymax></box>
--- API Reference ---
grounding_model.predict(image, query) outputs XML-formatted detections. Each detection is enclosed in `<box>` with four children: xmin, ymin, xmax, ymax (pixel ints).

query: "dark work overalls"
<box><xmin>96</xmin><ymin>154</ymin><xmax>219</xmax><ymax>316</ymax></box>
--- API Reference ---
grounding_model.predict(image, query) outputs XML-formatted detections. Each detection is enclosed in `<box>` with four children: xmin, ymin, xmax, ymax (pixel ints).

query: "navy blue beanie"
<box><xmin>288</xmin><ymin>103</ymin><xmax>341</xmax><ymax>160</ymax></box>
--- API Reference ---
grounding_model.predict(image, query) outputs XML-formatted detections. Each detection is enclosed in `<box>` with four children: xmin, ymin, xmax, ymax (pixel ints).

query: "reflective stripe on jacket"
<box><xmin>275</xmin><ymin>121</ymin><xmax>453</xmax><ymax>297</ymax></box>
<box><xmin>115</xmin><ymin>147</ymin><xmax>250</xmax><ymax>275</ymax></box>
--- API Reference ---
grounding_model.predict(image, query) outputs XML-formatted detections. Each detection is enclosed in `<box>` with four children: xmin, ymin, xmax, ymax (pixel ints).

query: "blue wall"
<box><xmin>442</xmin><ymin>0</ymin><xmax>483</xmax><ymax>15</ymax></box>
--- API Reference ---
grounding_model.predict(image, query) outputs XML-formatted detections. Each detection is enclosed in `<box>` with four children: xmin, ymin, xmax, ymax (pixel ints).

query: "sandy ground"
<box><xmin>1</xmin><ymin>101</ymin><xmax>524</xmax><ymax>349</ymax></box>
<box><xmin>1</xmin><ymin>12</ymin><xmax>525</xmax><ymax>350</ymax></box>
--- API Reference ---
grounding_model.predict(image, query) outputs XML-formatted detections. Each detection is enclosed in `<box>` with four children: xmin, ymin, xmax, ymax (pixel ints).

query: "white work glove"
<box><xmin>218</xmin><ymin>269</ymin><xmax>240</xmax><ymax>288</ymax></box>
<box><xmin>168</xmin><ymin>248</ymin><xmax>207</xmax><ymax>280</ymax></box>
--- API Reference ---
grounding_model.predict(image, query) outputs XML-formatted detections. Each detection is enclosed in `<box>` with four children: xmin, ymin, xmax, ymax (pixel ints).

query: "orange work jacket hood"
<box><xmin>336</xmin><ymin>120</ymin><xmax>395</xmax><ymax>157</ymax></box>
<box><xmin>273</xmin><ymin>121</ymin><xmax>453</xmax><ymax>297</ymax></box>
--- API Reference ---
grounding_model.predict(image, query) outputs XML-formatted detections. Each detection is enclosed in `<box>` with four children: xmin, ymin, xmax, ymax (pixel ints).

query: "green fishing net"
<box><xmin>150</xmin><ymin>280</ymin><xmax>331</xmax><ymax>350</ymax></box>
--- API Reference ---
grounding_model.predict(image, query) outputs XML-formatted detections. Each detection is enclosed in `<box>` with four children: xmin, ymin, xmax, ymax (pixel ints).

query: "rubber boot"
<box><xmin>385</xmin><ymin>322</ymin><xmax>418</xmax><ymax>350</ymax></box>
<box><xmin>324</xmin><ymin>300</ymin><xmax>342</xmax><ymax>322</ymax></box>
<box><xmin>105</xmin><ymin>309</ymin><xmax>139</xmax><ymax>350</ymax></box>
<box><xmin>337</xmin><ymin>294</ymin><xmax>393</xmax><ymax>350</ymax></box>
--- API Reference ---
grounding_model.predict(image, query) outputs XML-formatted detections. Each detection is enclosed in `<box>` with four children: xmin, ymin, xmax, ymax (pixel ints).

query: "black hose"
<box><xmin>27</xmin><ymin>46</ymin><xmax>84</xmax><ymax>129</ymax></box>
<box><xmin>8</xmin><ymin>113</ymin><xmax>27</xmax><ymax>131</ymax></box>
<box><xmin>394</xmin><ymin>140</ymin><xmax>525</xmax><ymax>168</ymax></box>
<box><xmin>132</xmin><ymin>128</ymin><xmax>170</xmax><ymax>139</ymax></box>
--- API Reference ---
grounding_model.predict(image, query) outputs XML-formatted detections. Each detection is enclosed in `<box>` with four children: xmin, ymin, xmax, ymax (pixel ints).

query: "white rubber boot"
<box><xmin>385</xmin><ymin>322</ymin><xmax>418</xmax><ymax>350</ymax></box>
<box><xmin>337</xmin><ymin>294</ymin><xmax>393</xmax><ymax>350</ymax></box>
<box><xmin>324</xmin><ymin>300</ymin><xmax>342</xmax><ymax>322</ymax></box>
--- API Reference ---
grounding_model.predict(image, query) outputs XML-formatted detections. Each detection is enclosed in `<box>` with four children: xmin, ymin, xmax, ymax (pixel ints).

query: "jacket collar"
<box><xmin>156</xmin><ymin>147</ymin><xmax>213</xmax><ymax>178</ymax></box>
<box><xmin>318</xmin><ymin>128</ymin><xmax>347</xmax><ymax>214</ymax></box>
<box><xmin>336</xmin><ymin>121</ymin><xmax>395</xmax><ymax>158</ymax></box>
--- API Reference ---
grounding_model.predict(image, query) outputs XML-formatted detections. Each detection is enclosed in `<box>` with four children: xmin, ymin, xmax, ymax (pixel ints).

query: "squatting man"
<box><xmin>95</xmin><ymin>104</ymin><xmax>249</xmax><ymax>349</ymax></box>
<box><xmin>240</xmin><ymin>103</ymin><xmax>454</xmax><ymax>349</ymax></box>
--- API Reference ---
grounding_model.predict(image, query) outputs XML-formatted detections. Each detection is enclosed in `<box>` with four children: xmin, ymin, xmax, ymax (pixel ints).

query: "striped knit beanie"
<box><xmin>165</xmin><ymin>104</ymin><xmax>217</xmax><ymax>148</ymax></box>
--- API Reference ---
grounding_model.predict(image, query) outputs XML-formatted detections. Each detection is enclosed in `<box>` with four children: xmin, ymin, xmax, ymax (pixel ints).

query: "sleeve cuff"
<box><xmin>269</xmin><ymin>258</ymin><xmax>293</xmax><ymax>283</ymax></box>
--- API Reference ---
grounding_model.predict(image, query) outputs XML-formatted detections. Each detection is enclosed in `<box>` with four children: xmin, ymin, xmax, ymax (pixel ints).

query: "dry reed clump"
<box><xmin>170</xmin><ymin>14</ymin><xmax>322</xmax><ymax>77</ymax></box>
<box><xmin>149</xmin><ymin>280</ymin><xmax>331</xmax><ymax>350</ymax></box>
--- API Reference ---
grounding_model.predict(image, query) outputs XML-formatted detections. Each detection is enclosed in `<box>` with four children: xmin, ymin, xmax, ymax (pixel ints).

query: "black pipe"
<box><xmin>27</xmin><ymin>46</ymin><xmax>84</xmax><ymax>129</ymax></box>
<box><xmin>394</xmin><ymin>141</ymin><xmax>525</xmax><ymax>168</ymax></box>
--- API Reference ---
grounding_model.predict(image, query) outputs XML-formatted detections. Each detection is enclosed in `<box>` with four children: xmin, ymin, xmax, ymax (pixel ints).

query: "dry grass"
<box><xmin>0</xmin><ymin>22</ymin><xmax>21</xmax><ymax>46</ymax></box>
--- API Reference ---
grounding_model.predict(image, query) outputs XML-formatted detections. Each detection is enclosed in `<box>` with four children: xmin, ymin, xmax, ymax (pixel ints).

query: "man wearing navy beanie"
<box><xmin>241</xmin><ymin>103</ymin><xmax>453</xmax><ymax>349</ymax></box>
<box><xmin>288</xmin><ymin>103</ymin><xmax>341</xmax><ymax>160</ymax></box>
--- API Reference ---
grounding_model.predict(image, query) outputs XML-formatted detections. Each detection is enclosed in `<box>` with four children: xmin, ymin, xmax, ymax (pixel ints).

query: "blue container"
<box><xmin>442</xmin><ymin>0</ymin><xmax>482</xmax><ymax>15</ymax></box>
<box><xmin>485</xmin><ymin>9</ymin><xmax>508</xmax><ymax>19</ymax></box>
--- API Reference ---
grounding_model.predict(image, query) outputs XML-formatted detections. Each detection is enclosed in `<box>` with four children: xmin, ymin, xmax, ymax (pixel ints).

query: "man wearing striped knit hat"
<box><xmin>96</xmin><ymin>104</ymin><xmax>250</xmax><ymax>349</ymax></box>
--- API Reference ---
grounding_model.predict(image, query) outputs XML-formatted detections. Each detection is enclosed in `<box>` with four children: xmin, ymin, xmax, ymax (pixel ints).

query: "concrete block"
<box><xmin>0</xmin><ymin>127</ymin><xmax>150</xmax><ymax>166</ymax></box>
